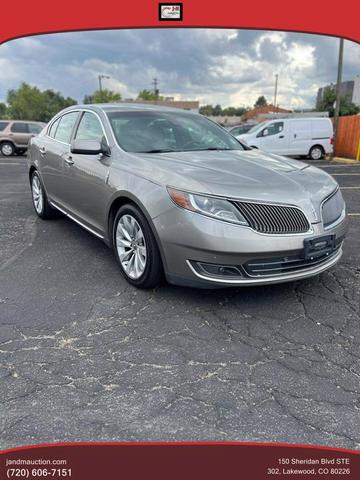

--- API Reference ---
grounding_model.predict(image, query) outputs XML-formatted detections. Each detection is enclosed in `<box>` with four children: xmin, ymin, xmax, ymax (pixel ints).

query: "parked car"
<box><xmin>229</xmin><ymin>124</ymin><xmax>255</xmax><ymax>136</ymax></box>
<box><xmin>0</xmin><ymin>120</ymin><xmax>46</xmax><ymax>156</ymax></box>
<box><xmin>28</xmin><ymin>104</ymin><xmax>347</xmax><ymax>289</ymax></box>
<box><xmin>236</xmin><ymin>118</ymin><xmax>333</xmax><ymax>160</ymax></box>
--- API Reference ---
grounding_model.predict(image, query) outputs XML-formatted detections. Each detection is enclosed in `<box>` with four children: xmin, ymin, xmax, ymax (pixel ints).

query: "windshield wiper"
<box><xmin>187</xmin><ymin>147</ymin><xmax>233</xmax><ymax>151</ymax></box>
<box><xmin>139</xmin><ymin>149</ymin><xmax>175</xmax><ymax>153</ymax></box>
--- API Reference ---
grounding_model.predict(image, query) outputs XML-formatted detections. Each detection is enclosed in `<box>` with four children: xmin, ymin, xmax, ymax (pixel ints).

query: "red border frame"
<box><xmin>0</xmin><ymin>0</ymin><xmax>359</xmax><ymax>45</ymax></box>
<box><xmin>2</xmin><ymin>441</ymin><xmax>360</xmax><ymax>455</ymax></box>
<box><xmin>1</xmin><ymin>0</ymin><xmax>360</xmax><ymax>469</ymax></box>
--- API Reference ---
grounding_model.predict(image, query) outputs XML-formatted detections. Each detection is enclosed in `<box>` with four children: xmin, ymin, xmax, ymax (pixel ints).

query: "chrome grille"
<box><xmin>234</xmin><ymin>201</ymin><xmax>310</xmax><ymax>234</ymax></box>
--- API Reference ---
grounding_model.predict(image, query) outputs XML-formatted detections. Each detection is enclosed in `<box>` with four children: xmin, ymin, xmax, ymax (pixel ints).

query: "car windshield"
<box><xmin>106</xmin><ymin>110</ymin><xmax>245</xmax><ymax>153</ymax></box>
<box><xmin>247</xmin><ymin>122</ymin><xmax>266</xmax><ymax>134</ymax></box>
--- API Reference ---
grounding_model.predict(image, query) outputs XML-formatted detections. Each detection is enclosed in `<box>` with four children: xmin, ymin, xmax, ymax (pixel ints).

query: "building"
<box><xmin>206</xmin><ymin>116</ymin><xmax>246</xmax><ymax>127</ymax></box>
<box><xmin>316</xmin><ymin>76</ymin><xmax>360</xmax><ymax>107</ymax></box>
<box><xmin>241</xmin><ymin>104</ymin><xmax>292</xmax><ymax>123</ymax></box>
<box><xmin>118</xmin><ymin>98</ymin><xmax>199</xmax><ymax>112</ymax></box>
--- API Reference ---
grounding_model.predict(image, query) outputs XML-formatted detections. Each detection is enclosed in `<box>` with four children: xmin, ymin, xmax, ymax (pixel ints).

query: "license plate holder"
<box><xmin>304</xmin><ymin>235</ymin><xmax>336</xmax><ymax>260</ymax></box>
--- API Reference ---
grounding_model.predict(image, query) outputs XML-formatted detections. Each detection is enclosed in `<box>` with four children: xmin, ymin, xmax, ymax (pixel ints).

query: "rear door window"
<box><xmin>0</xmin><ymin>121</ymin><xmax>9</xmax><ymax>131</ymax></box>
<box><xmin>11</xmin><ymin>122</ymin><xmax>29</xmax><ymax>133</ymax></box>
<box><xmin>48</xmin><ymin>118</ymin><xmax>61</xmax><ymax>138</ymax></box>
<box><xmin>29</xmin><ymin>123</ymin><xmax>43</xmax><ymax>134</ymax></box>
<box><xmin>54</xmin><ymin>112</ymin><xmax>79</xmax><ymax>144</ymax></box>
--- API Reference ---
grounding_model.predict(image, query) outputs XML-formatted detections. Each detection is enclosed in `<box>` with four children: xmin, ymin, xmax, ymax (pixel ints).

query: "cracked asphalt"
<box><xmin>0</xmin><ymin>155</ymin><xmax>359</xmax><ymax>449</ymax></box>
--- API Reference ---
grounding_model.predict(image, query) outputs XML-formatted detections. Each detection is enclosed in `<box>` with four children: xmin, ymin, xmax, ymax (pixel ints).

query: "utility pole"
<box><xmin>98</xmin><ymin>74</ymin><xmax>110</xmax><ymax>92</ymax></box>
<box><xmin>273</xmin><ymin>74</ymin><xmax>278</xmax><ymax>111</ymax></box>
<box><xmin>152</xmin><ymin>78</ymin><xmax>159</xmax><ymax>98</ymax></box>
<box><xmin>333</xmin><ymin>38</ymin><xmax>344</xmax><ymax>158</ymax></box>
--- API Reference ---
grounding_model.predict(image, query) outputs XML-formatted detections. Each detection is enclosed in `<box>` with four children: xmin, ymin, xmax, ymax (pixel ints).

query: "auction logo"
<box><xmin>159</xmin><ymin>3</ymin><xmax>183</xmax><ymax>21</ymax></box>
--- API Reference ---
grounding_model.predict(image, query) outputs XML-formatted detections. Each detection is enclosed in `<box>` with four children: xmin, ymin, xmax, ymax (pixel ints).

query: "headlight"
<box><xmin>167</xmin><ymin>187</ymin><xmax>248</xmax><ymax>226</ymax></box>
<box><xmin>322</xmin><ymin>189</ymin><xmax>346</xmax><ymax>228</ymax></box>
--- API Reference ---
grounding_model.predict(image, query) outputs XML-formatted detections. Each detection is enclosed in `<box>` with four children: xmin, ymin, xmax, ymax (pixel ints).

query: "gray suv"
<box><xmin>0</xmin><ymin>120</ymin><xmax>45</xmax><ymax>156</ymax></box>
<box><xmin>27</xmin><ymin>104</ymin><xmax>347</xmax><ymax>289</ymax></box>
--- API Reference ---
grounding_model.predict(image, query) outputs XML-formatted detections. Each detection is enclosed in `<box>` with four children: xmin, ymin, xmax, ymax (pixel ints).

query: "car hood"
<box><xmin>237</xmin><ymin>133</ymin><xmax>251</xmax><ymax>140</ymax></box>
<box><xmin>130</xmin><ymin>149</ymin><xmax>338</xmax><ymax>222</ymax></box>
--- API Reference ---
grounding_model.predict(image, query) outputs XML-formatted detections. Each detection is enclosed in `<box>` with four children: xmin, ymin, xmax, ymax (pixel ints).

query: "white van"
<box><xmin>237</xmin><ymin>118</ymin><xmax>333</xmax><ymax>160</ymax></box>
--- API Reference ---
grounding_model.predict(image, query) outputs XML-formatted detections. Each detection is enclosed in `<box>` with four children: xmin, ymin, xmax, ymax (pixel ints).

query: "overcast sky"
<box><xmin>0</xmin><ymin>29</ymin><xmax>359</xmax><ymax>109</ymax></box>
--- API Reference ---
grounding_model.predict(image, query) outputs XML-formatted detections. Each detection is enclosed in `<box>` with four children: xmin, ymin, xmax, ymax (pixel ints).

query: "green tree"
<box><xmin>317</xmin><ymin>87</ymin><xmax>360</xmax><ymax>116</ymax></box>
<box><xmin>222</xmin><ymin>106</ymin><xmax>247</xmax><ymax>116</ymax></box>
<box><xmin>200</xmin><ymin>104</ymin><xmax>248</xmax><ymax>116</ymax></box>
<box><xmin>6</xmin><ymin>83</ymin><xmax>77</xmax><ymax>122</ymax></box>
<box><xmin>83</xmin><ymin>89</ymin><xmax>122</xmax><ymax>104</ymax></box>
<box><xmin>199</xmin><ymin>104</ymin><xmax>215</xmax><ymax>116</ymax></box>
<box><xmin>212</xmin><ymin>104</ymin><xmax>222</xmax><ymax>116</ymax></box>
<box><xmin>254</xmin><ymin>96</ymin><xmax>268</xmax><ymax>108</ymax></box>
<box><xmin>137</xmin><ymin>89</ymin><xmax>163</xmax><ymax>101</ymax></box>
<box><xmin>42</xmin><ymin>89</ymin><xmax>77</xmax><ymax>121</ymax></box>
<box><xmin>0</xmin><ymin>102</ymin><xmax>7</xmax><ymax>118</ymax></box>
<box><xmin>340</xmin><ymin>95</ymin><xmax>360</xmax><ymax>116</ymax></box>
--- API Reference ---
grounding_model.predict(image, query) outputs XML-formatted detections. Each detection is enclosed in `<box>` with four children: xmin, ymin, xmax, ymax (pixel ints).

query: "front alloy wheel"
<box><xmin>116</xmin><ymin>214</ymin><xmax>147</xmax><ymax>279</ymax></box>
<box><xmin>113</xmin><ymin>204</ymin><xmax>163</xmax><ymax>288</ymax></box>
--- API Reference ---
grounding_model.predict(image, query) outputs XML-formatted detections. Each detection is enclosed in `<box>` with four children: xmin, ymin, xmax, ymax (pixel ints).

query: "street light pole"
<box><xmin>274</xmin><ymin>74</ymin><xmax>278</xmax><ymax>111</ymax></box>
<box><xmin>333</xmin><ymin>38</ymin><xmax>344</xmax><ymax>158</ymax></box>
<box><xmin>98</xmin><ymin>74</ymin><xmax>111</xmax><ymax>92</ymax></box>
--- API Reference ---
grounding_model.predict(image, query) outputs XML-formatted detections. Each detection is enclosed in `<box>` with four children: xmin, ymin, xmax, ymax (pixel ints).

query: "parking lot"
<box><xmin>0</xmin><ymin>154</ymin><xmax>359</xmax><ymax>449</ymax></box>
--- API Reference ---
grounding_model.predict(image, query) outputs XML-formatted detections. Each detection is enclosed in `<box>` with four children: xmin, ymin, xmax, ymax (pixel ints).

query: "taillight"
<box><xmin>330</xmin><ymin>137</ymin><xmax>334</xmax><ymax>145</ymax></box>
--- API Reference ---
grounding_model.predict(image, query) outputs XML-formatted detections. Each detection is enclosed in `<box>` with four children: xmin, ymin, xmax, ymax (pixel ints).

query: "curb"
<box><xmin>330</xmin><ymin>157</ymin><xmax>359</xmax><ymax>164</ymax></box>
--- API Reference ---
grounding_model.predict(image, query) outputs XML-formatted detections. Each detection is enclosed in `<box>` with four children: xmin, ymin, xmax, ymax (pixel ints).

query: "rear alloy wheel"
<box><xmin>309</xmin><ymin>146</ymin><xmax>324</xmax><ymax>160</ymax></box>
<box><xmin>1</xmin><ymin>142</ymin><xmax>15</xmax><ymax>156</ymax></box>
<box><xmin>114</xmin><ymin>204</ymin><xmax>163</xmax><ymax>288</ymax></box>
<box><xmin>30</xmin><ymin>171</ymin><xmax>57</xmax><ymax>219</ymax></box>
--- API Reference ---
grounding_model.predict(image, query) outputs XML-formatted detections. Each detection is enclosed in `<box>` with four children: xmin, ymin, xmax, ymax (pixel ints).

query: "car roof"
<box><xmin>0</xmin><ymin>119</ymin><xmax>45</xmax><ymax>124</ymax></box>
<box><xmin>63</xmin><ymin>103</ymin><xmax>198</xmax><ymax>115</ymax></box>
<box><xmin>264</xmin><ymin>117</ymin><xmax>330</xmax><ymax>123</ymax></box>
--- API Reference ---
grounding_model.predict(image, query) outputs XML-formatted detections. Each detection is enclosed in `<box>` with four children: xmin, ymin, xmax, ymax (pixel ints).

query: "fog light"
<box><xmin>192</xmin><ymin>261</ymin><xmax>243</xmax><ymax>278</ymax></box>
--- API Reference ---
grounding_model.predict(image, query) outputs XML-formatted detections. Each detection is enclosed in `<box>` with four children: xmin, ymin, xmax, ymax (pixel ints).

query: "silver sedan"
<box><xmin>28</xmin><ymin>104</ymin><xmax>347</xmax><ymax>288</ymax></box>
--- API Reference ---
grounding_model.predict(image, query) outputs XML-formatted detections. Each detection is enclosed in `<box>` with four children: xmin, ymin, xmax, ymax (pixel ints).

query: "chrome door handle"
<box><xmin>64</xmin><ymin>155</ymin><xmax>74</xmax><ymax>166</ymax></box>
<box><xmin>39</xmin><ymin>146</ymin><xmax>46</xmax><ymax>155</ymax></box>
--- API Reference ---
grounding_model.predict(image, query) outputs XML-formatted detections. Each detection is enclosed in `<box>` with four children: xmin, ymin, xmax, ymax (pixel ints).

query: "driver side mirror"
<box><xmin>70</xmin><ymin>139</ymin><xmax>110</xmax><ymax>156</ymax></box>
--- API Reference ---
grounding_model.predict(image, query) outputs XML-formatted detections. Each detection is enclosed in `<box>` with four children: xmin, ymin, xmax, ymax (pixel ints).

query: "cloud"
<box><xmin>0</xmin><ymin>29</ymin><xmax>358</xmax><ymax>109</ymax></box>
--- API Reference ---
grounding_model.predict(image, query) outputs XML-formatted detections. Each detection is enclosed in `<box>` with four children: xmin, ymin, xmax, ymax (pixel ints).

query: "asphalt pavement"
<box><xmin>0</xmin><ymin>155</ymin><xmax>359</xmax><ymax>449</ymax></box>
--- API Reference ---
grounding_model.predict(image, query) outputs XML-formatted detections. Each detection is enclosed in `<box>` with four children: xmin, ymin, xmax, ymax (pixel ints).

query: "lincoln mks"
<box><xmin>28</xmin><ymin>104</ymin><xmax>347</xmax><ymax>288</ymax></box>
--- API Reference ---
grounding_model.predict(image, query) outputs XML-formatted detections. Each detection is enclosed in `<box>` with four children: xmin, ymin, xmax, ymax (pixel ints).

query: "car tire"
<box><xmin>113</xmin><ymin>204</ymin><xmax>163</xmax><ymax>289</ymax></box>
<box><xmin>30</xmin><ymin>170</ymin><xmax>57</xmax><ymax>219</ymax></box>
<box><xmin>1</xmin><ymin>141</ymin><xmax>15</xmax><ymax>156</ymax></box>
<box><xmin>309</xmin><ymin>145</ymin><xmax>324</xmax><ymax>160</ymax></box>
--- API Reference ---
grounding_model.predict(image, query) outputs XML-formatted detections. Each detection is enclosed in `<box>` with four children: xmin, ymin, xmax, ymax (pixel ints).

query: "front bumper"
<box><xmin>153</xmin><ymin>206</ymin><xmax>348</xmax><ymax>288</ymax></box>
